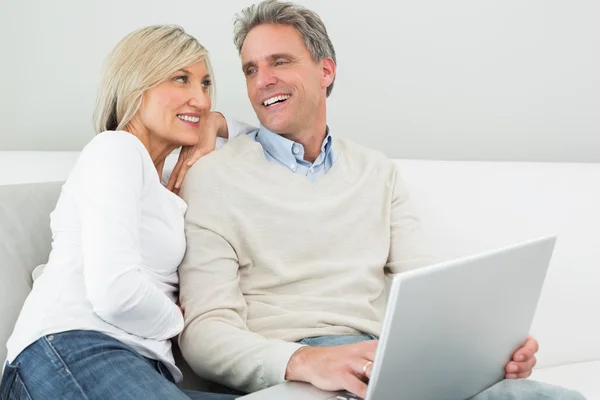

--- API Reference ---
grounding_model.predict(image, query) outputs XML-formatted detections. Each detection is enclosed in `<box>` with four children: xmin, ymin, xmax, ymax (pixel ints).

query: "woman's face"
<box><xmin>137</xmin><ymin>60</ymin><xmax>212</xmax><ymax>147</ymax></box>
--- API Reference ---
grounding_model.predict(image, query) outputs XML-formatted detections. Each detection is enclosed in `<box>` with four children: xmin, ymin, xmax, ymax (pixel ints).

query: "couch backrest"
<box><xmin>0</xmin><ymin>182</ymin><xmax>63</xmax><ymax>368</ymax></box>
<box><xmin>1</xmin><ymin>152</ymin><xmax>598</xmax><ymax>371</ymax></box>
<box><xmin>396</xmin><ymin>160</ymin><xmax>600</xmax><ymax>368</ymax></box>
<box><xmin>0</xmin><ymin>151</ymin><xmax>80</xmax><ymax>186</ymax></box>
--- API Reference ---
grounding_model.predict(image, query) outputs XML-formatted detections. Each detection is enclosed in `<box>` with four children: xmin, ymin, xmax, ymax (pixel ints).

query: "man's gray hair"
<box><xmin>233</xmin><ymin>0</ymin><xmax>337</xmax><ymax>97</ymax></box>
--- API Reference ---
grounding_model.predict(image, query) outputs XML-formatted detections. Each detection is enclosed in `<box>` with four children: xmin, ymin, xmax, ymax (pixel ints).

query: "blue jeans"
<box><xmin>299</xmin><ymin>335</ymin><xmax>586</xmax><ymax>400</ymax></box>
<box><xmin>0</xmin><ymin>330</ymin><xmax>236</xmax><ymax>400</ymax></box>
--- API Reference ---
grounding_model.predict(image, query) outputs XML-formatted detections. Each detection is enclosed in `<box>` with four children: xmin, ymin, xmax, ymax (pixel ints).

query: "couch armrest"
<box><xmin>0</xmin><ymin>182</ymin><xmax>63</xmax><ymax>370</ymax></box>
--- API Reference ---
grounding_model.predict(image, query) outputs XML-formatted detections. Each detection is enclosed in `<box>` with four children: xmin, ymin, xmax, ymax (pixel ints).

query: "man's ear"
<box><xmin>321</xmin><ymin>57</ymin><xmax>336</xmax><ymax>89</ymax></box>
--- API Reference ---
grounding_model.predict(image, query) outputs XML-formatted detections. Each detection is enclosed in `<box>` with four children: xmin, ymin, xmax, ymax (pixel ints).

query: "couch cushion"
<box><xmin>396</xmin><ymin>160</ymin><xmax>600</xmax><ymax>369</ymax></box>
<box><xmin>531</xmin><ymin>361</ymin><xmax>600</xmax><ymax>399</ymax></box>
<box><xmin>0</xmin><ymin>182</ymin><xmax>62</xmax><ymax>368</ymax></box>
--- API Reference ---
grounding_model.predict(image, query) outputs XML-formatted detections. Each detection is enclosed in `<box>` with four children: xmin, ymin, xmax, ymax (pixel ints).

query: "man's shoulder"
<box><xmin>336</xmin><ymin>137</ymin><xmax>396</xmax><ymax>171</ymax></box>
<box><xmin>180</xmin><ymin>135</ymin><xmax>256</xmax><ymax>199</ymax></box>
<box><xmin>193</xmin><ymin>135</ymin><xmax>255</xmax><ymax>172</ymax></box>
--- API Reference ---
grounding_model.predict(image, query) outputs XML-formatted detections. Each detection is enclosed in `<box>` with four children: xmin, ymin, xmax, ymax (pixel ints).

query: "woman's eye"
<box><xmin>202</xmin><ymin>80</ymin><xmax>213</xmax><ymax>88</ymax></box>
<box><xmin>174</xmin><ymin>76</ymin><xmax>188</xmax><ymax>83</ymax></box>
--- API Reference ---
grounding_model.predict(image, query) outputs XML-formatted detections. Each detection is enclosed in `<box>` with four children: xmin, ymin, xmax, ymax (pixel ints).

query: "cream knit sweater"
<box><xmin>178</xmin><ymin>134</ymin><xmax>429</xmax><ymax>393</ymax></box>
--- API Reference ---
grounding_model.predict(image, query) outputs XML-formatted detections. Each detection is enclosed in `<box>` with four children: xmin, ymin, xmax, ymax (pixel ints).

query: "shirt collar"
<box><xmin>256</xmin><ymin>125</ymin><xmax>333</xmax><ymax>170</ymax></box>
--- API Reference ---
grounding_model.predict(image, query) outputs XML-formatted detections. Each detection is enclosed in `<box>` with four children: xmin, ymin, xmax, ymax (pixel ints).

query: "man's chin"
<box><xmin>259</xmin><ymin>120</ymin><xmax>291</xmax><ymax>135</ymax></box>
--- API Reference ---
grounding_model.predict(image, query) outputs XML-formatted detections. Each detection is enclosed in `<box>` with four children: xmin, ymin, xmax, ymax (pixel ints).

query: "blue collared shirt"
<box><xmin>248</xmin><ymin>125</ymin><xmax>338</xmax><ymax>183</ymax></box>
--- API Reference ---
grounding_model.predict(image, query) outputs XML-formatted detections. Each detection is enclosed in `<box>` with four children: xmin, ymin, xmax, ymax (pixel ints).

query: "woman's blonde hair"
<box><xmin>93</xmin><ymin>25</ymin><xmax>214</xmax><ymax>134</ymax></box>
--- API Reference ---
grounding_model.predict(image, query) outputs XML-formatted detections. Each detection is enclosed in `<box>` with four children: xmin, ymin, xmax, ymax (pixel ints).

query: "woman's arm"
<box><xmin>167</xmin><ymin>113</ymin><xmax>258</xmax><ymax>194</ymax></box>
<box><xmin>216</xmin><ymin>114</ymin><xmax>258</xmax><ymax>140</ymax></box>
<box><xmin>77</xmin><ymin>132</ymin><xmax>184</xmax><ymax>340</ymax></box>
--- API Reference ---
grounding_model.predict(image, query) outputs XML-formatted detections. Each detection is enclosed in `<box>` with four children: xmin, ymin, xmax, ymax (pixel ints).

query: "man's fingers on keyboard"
<box><xmin>342</xmin><ymin>374</ymin><xmax>367</xmax><ymax>399</ymax></box>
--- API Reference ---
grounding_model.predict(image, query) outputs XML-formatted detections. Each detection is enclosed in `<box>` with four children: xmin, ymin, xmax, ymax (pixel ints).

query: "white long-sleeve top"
<box><xmin>6</xmin><ymin>121</ymin><xmax>254</xmax><ymax>381</ymax></box>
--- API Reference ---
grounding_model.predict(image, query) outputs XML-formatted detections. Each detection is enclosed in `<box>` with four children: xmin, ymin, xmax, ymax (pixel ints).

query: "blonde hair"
<box><xmin>93</xmin><ymin>25</ymin><xmax>215</xmax><ymax>134</ymax></box>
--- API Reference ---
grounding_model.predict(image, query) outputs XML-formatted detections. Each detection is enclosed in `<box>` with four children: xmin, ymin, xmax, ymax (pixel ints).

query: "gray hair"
<box><xmin>233</xmin><ymin>0</ymin><xmax>337</xmax><ymax>97</ymax></box>
<box><xmin>93</xmin><ymin>25</ymin><xmax>214</xmax><ymax>134</ymax></box>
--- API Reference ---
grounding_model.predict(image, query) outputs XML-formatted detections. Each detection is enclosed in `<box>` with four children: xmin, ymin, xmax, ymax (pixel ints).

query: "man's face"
<box><xmin>241</xmin><ymin>24</ymin><xmax>334</xmax><ymax>134</ymax></box>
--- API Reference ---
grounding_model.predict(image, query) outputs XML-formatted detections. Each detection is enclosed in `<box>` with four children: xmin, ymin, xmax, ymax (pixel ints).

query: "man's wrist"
<box><xmin>285</xmin><ymin>345</ymin><xmax>313</xmax><ymax>382</ymax></box>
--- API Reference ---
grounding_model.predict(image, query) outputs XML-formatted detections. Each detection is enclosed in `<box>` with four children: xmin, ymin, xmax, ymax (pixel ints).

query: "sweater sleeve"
<box><xmin>76</xmin><ymin>132</ymin><xmax>184</xmax><ymax>340</ymax></box>
<box><xmin>385</xmin><ymin>164</ymin><xmax>433</xmax><ymax>276</ymax></box>
<box><xmin>178</xmin><ymin>161</ymin><xmax>303</xmax><ymax>393</ymax></box>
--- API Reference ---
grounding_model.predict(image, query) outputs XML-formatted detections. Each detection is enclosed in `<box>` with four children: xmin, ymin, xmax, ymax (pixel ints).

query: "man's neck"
<box><xmin>281</xmin><ymin>123</ymin><xmax>327</xmax><ymax>163</ymax></box>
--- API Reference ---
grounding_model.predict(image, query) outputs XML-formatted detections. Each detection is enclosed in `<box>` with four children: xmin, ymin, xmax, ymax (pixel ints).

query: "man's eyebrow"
<box><xmin>242</xmin><ymin>53</ymin><xmax>296</xmax><ymax>72</ymax></box>
<box><xmin>268</xmin><ymin>53</ymin><xmax>295</xmax><ymax>61</ymax></box>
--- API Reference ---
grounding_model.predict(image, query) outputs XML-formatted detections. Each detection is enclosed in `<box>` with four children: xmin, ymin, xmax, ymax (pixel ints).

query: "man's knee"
<box><xmin>472</xmin><ymin>378</ymin><xmax>586</xmax><ymax>400</ymax></box>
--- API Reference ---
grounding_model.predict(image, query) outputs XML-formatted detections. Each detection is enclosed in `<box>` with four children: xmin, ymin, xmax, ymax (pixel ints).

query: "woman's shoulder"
<box><xmin>71</xmin><ymin>131</ymin><xmax>154</xmax><ymax>188</ymax></box>
<box><xmin>84</xmin><ymin>131</ymin><xmax>147</xmax><ymax>155</ymax></box>
<box><xmin>79</xmin><ymin>131</ymin><xmax>152</xmax><ymax>169</ymax></box>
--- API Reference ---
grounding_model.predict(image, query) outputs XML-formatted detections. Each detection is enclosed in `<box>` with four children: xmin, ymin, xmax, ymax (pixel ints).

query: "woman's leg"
<box><xmin>1</xmin><ymin>330</ymin><xmax>236</xmax><ymax>400</ymax></box>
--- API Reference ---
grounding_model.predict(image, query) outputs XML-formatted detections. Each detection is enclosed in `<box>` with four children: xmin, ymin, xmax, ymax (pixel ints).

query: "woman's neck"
<box><xmin>124</xmin><ymin>123</ymin><xmax>176</xmax><ymax>179</ymax></box>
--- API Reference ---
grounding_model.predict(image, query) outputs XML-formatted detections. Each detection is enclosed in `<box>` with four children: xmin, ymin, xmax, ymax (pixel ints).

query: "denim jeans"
<box><xmin>298</xmin><ymin>335</ymin><xmax>586</xmax><ymax>400</ymax></box>
<box><xmin>0</xmin><ymin>330</ymin><xmax>236</xmax><ymax>400</ymax></box>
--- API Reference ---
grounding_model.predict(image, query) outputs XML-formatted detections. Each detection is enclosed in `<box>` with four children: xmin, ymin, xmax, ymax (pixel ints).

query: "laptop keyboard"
<box><xmin>326</xmin><ymin>392</ymin><xmax>363</xmax><ymax>400</ymax></box>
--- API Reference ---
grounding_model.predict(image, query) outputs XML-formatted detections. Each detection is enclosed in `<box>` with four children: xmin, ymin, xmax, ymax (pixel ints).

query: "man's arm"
<box><xmin>284</xmin><ymin>340</ymin><xmax>378</xmax><ymax>399</ymax></box>
<box><xmin>385</xmin><ymin>164</ymin><xmax>433</xmax><ymax>276</ymax></box>
<box><xmin>178</xmin><ymin>164</ymin><xmax>302</xmax><ymax>393</ymax></box>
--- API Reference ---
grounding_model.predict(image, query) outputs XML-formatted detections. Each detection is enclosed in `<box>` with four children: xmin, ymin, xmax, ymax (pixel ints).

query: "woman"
<box><xmin>0</xmin><ymin>25</ymin><xmax>244</xmax><ymax>400</ymax></box>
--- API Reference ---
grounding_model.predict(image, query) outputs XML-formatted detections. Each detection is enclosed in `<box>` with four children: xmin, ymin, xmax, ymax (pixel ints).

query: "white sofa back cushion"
<box><xmin>0</xmin><ymin>151</ymin><xmax>80</xmax><ymax>186</ymax></box>
<box><xmin>397</xmin><ymin>160</ymin><xmax>600</xmax><ymax>368</ymax></box>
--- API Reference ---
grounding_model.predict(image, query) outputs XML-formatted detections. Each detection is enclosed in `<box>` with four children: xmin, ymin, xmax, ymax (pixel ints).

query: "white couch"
<box><xmin>1</xmin><ymin>151</ymin><xmax>598</xmax><ymax>398</ymax></box>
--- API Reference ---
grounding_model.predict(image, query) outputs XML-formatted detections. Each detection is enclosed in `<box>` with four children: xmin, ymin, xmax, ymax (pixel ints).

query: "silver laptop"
<box><xmin>240</xmin><ymin>236</ymin><xmax>556</xmax><ymax>400</ymax></box>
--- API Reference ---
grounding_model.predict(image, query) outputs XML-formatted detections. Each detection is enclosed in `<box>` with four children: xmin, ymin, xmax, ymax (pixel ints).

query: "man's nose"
<box><xmin>255</xmin><ymin>67</ymin><xmax>277</xmax><ymax>90</ymax></box>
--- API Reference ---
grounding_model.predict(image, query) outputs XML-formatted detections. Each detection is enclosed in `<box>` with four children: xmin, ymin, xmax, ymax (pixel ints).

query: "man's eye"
<box><xmin>275</xmin><ymin>61</ymin><xmax>287</xmax><ymax>66</ymax></box>
<box><xmin>174</xmin><ymin>76</ymin><xmax>188</xmax><ymax>83</ymax></box>
<box><xmin>246</xmin><ymin>68</ymin><xmax>257</xmax><ymax>76</ymax></box>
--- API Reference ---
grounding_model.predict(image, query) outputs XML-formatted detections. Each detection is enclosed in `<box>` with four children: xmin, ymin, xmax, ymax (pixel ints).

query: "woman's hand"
<box><xmin>167</xmin><ymin>112</ymin><xmax>228</xmax><ymax>195</ymax></box>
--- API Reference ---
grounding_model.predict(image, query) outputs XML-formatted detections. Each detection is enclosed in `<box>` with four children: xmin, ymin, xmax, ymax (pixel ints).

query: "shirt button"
<box><xmin>293</xmin><ymin>147</ymin><xmax>300</xmax><ymax>154</ymax></box>
<box><xmin>290</xmin><ymin>163</ymin><xmax>296</xmax><ymax>169</ymax></box>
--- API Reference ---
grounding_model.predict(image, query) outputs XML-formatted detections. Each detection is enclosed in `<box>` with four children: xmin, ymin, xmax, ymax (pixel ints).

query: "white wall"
<box><xmin>1</xmin><ymin>0</ymin><xmax>598</xmax><ymax>162</ymax></box>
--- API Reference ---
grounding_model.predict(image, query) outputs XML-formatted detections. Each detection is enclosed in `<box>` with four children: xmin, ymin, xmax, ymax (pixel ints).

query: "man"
<box><xmin>178</xmin><ymin>1</ymin><xmax>584</xmax><ymax>399</ymax></box>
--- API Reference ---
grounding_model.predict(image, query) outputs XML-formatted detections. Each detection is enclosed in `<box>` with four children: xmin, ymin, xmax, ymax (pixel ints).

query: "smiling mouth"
<box><xmin>263</xmin><ymin>94</ymin><xmax>291</xmax><ymax>107</ymax></box>
<box><xmin>177</xmin><ymin>114</ymin><xmax>200</xmax><ymax>123</ymax></box>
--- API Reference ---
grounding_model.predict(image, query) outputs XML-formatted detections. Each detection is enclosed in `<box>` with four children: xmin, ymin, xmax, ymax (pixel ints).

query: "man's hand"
<box><xmin>285</xmin><ymin>340</ymin><xmax>377</xmax><ymax>399</ymax></box>
<box><xmin>167</xmin><ymin>112</ymin><xmax>228</xmax><ymax>195</ymax></box>
<box><xmin>505</xmin><ymin>336</ymin><xmax>539</xmax><ymax>379</ymax></box>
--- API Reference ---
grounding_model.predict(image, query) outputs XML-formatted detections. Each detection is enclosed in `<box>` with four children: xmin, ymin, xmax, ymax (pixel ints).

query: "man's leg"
<box><xmin>470</xmin><ymin>379</ymin><xmax>586</xmax><ymax>400</ymax></box>
<box><xmin>298</xmin><ymin>334</ymin><xmax>376</xmax><ymax>347</ymax></box>
<box><xmin>183</xmin><ymin>390</ymin><xmax>239</xmax><ymax>400</ymax></box>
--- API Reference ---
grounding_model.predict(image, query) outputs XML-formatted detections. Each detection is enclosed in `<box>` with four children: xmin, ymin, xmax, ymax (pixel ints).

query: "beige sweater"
<box><xmin>178</xmin><ymin>134</ymin><xmax>430</xmax><ymax>393</ymax></box>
